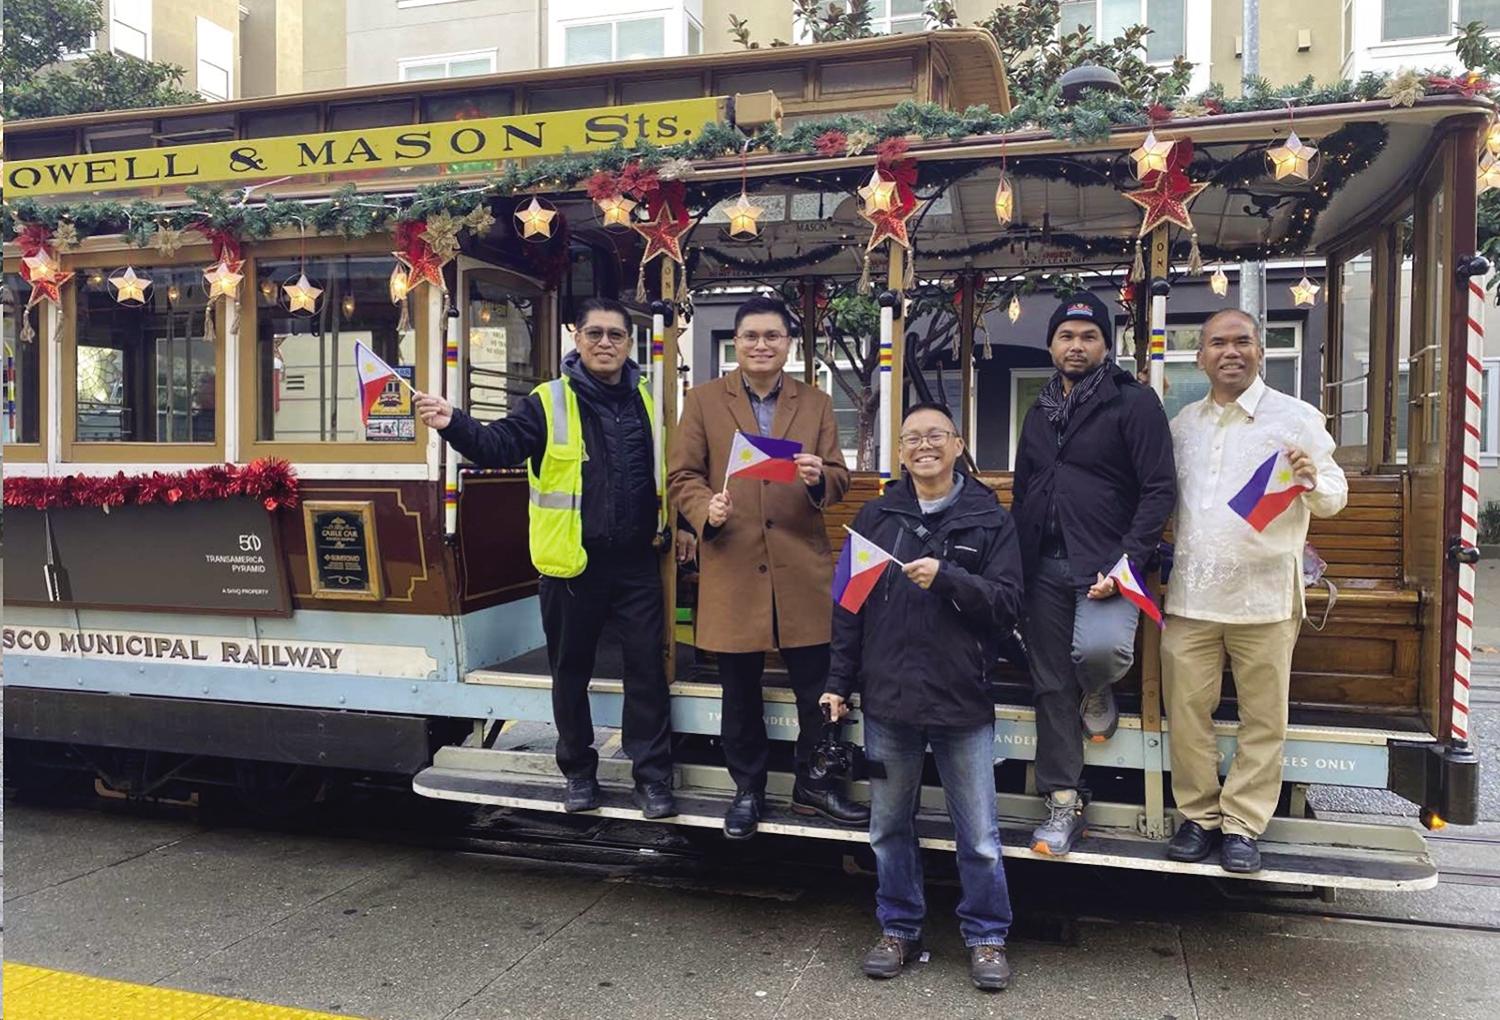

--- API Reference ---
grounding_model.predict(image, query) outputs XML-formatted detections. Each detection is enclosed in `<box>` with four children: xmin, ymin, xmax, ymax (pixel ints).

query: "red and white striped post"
<box><xmin>1453</xmin><ymin>255</ymin><xmax>1490</xmax><ymax>747</ymax></box>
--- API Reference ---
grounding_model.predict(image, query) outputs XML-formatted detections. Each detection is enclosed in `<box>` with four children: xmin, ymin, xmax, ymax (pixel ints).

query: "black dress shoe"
<box><xmin>791</xmin><ymin>782</ymin><xmax>870</xmax><ymax>827</ymax></box>
<box><xmin>563</xmin><ymin>777</ymin><xmax>600</xmax><ymax>813</ymax></box>
<box><xmin>1165</xmin><ymin>820</ymin><xmax>1220</xmax><ymax>862</ymax></box>
<box><xmin>632</xmin><ymin>781</ymin><xmax>677</xmax><ymax>819</ymax></box>
<box><xmin>1220</xmin><ymin>833</ymin><xmax>1263</xmax><ymax>874</ymax></box>
<box><xmin>723</xmin><ymin>790</ymin><xmax>763</xmax><ymax>840</ymax></box>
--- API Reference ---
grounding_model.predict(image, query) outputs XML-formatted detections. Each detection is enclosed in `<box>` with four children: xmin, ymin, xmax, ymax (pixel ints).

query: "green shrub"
<box><xmin>1479</xmin><ymin>501</ymin><xmax>1500</xmax><ymax>546</ymax></box>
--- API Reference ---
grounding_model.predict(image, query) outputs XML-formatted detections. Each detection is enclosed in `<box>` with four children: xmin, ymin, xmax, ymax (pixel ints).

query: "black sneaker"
<box><xmin>969</xmin><ymin>945</ymin><xmax>1011</xmax><ymax>991</ymax></box>
<box><xmin>862</xmin><ymin>935</ymin><xmax>923</xmax><ymax>979</ymax></box>
<box><xmin>563</xmin><ymin>777</ymin><xmax>600</xmax><ymax>813</ymax></box>
<box><xmin>632</xmin><ymin>781</ymin><xmax>677</xmax><ymax>819</ymax></box>
<box><xmin>1166</xmin><ymin>820</ymin><xmax>1220</xmax><ymax>863</ymax></box>
<box><xmin>1220</xmin><ymin>834</ymin><xmax>1262</xmax><ymax>874</ymax></box>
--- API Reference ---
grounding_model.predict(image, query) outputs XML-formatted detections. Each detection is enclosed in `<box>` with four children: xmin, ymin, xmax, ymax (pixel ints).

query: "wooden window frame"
<box><xmin>2</xmin><ymin>259</ymin><xmax>51</xmax><ymax>463</ymax></box>
<box><xmin>60</xmin><ymin>243</ymin><xmax>226</xmax><ymax>464</ymax></box>
<box><xmin>239</xmin><ymin>237</ymin><xmax>432</xmax><ymax>464</ymax></box>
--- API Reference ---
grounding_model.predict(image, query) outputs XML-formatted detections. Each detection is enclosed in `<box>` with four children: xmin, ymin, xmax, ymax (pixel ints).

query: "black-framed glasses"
<box><xmin>899</xmin><ymin>429</ymin><xmax>957</xmax><ymax>449</ymax></box>
<box><xmin>579</xmin><ymin>326</ymin><xmax>631</xmax><ymax>347</ymax></box>
<box><xmin>735</xmin><ymin>331</ymin><xmax>789</xmax><ymax>347</ymax></box>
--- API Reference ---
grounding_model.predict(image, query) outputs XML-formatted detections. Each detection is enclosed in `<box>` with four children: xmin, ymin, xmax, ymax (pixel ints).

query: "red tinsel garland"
<box><xmin>4</xmin><ymin>458</ymin><xmax>300</xmax><ymax>513</ymax></box>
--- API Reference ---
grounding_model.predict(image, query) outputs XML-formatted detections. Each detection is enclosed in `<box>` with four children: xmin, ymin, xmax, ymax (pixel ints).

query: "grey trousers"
<box><xmin>1024</xmin><ymin>553</ymin><xmax>1140</xmax><ymax>794</ymax></box>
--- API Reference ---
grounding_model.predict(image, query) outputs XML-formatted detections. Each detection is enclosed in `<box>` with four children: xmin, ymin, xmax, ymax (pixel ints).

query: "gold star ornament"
<box><xmin>1130</xmin><ymin>130</ymin><xmax>1175</xmax><ymax>178</ymax></box>
<box><xmin>109</xmin><ymin>266</ymin><xmax>152</xmax><ymax>304</ymax></box>
<box><xmin>203</xmin><ymin>259</ymin><xmax>244</xmax><ymax>300</ymax></box>
<box><xmin>723</xmin><ymin>192</ymin><xmax>764</xmax><ymax>238</ymax></box>
<box><xmin>993</xmin><ymin>174</ymin><xmax>1014</xmax><ymax>225</ymax></box>
<box><xmin>283</xmin><ymin>273</ymin><xmax>323</xmax><ymax>314</ymax></box>
<box><xmin>858</xmin><ymin>168</ymin><xmax>898</xmax><ymax>214</ymax></box>
<box><xmin>596</xmin><ymin>194</ymin><xmax>637</xmax><ymax>229</ymax></box>
<box><xmin>515</xmin><ymin>197</ymin><xmax>556</xmax><ymax>240</ymax></box>
<box><xmin>22</xmin><ymin>251</ymin><xmax>61</xmax><ymax>283</ymax></box>
<box><xmin>1266</xmin><ymin>131</ymin><xmax>1318</xmax><ymax>181</ymax></box>
<box><xmin>1290</xmin><ymin>275</ymin><xmax>1320</xmax><ymax>307</ymax></box>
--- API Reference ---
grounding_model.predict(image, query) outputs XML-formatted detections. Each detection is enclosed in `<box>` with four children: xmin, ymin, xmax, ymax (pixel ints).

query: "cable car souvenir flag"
<box><xmin>1229</xmin><ymin>449</ymin><xmax>1311</xmax><ymax>532</ymax></box>
<box><xmin>354</xmin><ymin>340</ymin><xmax>414</xmax><ymax>425</ymax></box>
<box><xmin>723</xmin><ymin>431</ymin><xmax>801</xmax><ymax>486</ymax></box>
<box><xmin>1106</xmin><ymin>554</ymin><xmax>1163</xmax><ymax>629</ymax></box>
<box><xmin>833</xmin><ymin>527</ymin><xmax>902</xmax><ymax>614</ymax></box>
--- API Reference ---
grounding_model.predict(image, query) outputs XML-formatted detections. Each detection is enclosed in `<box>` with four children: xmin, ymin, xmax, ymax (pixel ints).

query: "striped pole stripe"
<box><xmin>1451</xmin><ymin>277</ymin><xmax>1486</xmax><ymax>745</ymax></box>
<box><xmin>878</xmin><ymin>303</ymin><xmax>894</xmax><ymax>480</ymax></box>
<box><xmin>442</xmin><ymin>313</ymin><xmax>462</xmax><ymax>538</ymax></box>
<box><xmin>651</xmin><ymin>312</ymin><xmax>666</xmax><ymax>521</ymax></box>
<box><xmin>1148</xmin><ymin>291</ymin><xmax>1167</xmax><ymax>401</ymax></box>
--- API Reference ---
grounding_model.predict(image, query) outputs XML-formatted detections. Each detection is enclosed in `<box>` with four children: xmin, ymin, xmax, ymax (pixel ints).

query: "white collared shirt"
<box><xmin>1166</xmin><ymin>375</ymin><xmax>1348</xmax><ymax>624</ymax></box>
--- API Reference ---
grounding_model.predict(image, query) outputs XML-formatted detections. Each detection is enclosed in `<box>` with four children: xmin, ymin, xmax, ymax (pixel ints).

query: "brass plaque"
<box><xmin>302</xmin><ymin>500</ymin><xmax>384</xmax><ymax>601</ymax></box>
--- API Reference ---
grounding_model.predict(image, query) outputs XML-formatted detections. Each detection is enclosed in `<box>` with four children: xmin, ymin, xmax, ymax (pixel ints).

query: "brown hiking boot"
<box><xmin>970</xmin><ymin>944</ymin><xmax>1011</xmax><ymax>990</ymax></box>
<box><xmin>861</xmin><ymin>934</ymin><xmax>923</xmax><ymax>979</ymax></box>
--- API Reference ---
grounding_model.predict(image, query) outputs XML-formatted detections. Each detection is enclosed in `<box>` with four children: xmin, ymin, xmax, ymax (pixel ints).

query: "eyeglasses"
<box><xmin>579</xmin><ymin>326</ymin><xmax>631</xmax><ymax>347</ymax></box>
<box><xmin>899</xmin><ymin>429</ymin><xmax>957</xmax><ymax>449</ymax></box>
<box><xmin>735</xmin><ymin>331</ymin><xmax>789</xmax><ymax>347</ymax></box>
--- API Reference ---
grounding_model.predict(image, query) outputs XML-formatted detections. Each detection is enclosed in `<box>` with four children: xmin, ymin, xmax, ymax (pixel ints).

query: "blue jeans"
<box><xmin>863</xmin><ymin>714</ymin><xmax>1012</xmax><ymax>947</ymax></box>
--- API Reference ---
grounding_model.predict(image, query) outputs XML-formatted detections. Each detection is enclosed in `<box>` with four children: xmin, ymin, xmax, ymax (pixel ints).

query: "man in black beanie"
<box><xmin>1011</xmin><ymin>292</ymin><xmax>1176</xmax><ymax>856</ymax></box>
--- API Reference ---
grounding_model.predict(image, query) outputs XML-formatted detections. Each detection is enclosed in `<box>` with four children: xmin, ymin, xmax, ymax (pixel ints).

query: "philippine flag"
<box><xmin>355</xmin><ymin>340</ymin><xmax>401</xmax><ymax>425</ymax></box>
<box><xmin>832</xmin><ymin>528</ymin><xmax>899</xmax><ymax>613</ymax></box>
<box><xmin>1107</xmin><ymin>554</ymin><xmax>1163</xmax><ymax>629</ymax></box>
<box><xmin>725</xmin><ymin>431</ymin><xmax>802</xmax><ymax>484</ymax></box>
<box><xmin>1228</xmin><ymin>449</ymin><xmax>1310</xmax><ymax>532</ymax></box>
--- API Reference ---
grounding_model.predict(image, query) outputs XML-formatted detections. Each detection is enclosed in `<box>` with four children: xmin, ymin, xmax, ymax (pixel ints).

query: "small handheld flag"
<box><xmin>832</xmin><ymin>526</ymin><xmax>902</xmax><ymax>613</ymax></box>
<box><xmin>355</xmin><ymin>340</ymin><xmax>415</xmax><ymax>425</ymax></box>
<box><xmin>1107</xmin><ymin>554</ymin><xmax>1163</xmax><ymax>629</ymax></box>
<box><xmin>1228</xmin><ymin>449</ymin><xmax>1310</xmax><ymax>532</ymax></box>
<box><xmin>724</xmin><ymin>431</ymin><xmax>802</xmax><ymax>486</ymax></box>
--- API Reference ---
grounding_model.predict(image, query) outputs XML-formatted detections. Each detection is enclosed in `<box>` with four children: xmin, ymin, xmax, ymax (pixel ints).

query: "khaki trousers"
<box><xmin>1161</xmin><ymin>614</ymin><xmax>1302</xmax><ymax>838</ymax></box>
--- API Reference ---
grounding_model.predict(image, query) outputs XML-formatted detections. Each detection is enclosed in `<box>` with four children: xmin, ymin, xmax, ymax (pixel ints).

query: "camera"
<box><xmin>807</xmin><ymin>707</ymin><xmax>884</xmax><ymax>781</ymax></box>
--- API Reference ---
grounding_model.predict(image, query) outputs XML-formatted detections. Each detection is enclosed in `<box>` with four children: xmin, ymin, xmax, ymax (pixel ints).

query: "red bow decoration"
<box><xmin>200</xmin><ymin>226</ymin><xmax>244</xmax><ymax>266</ymax></box>
<box><xmin>1427</xmin><ymin>72</ymin><xmax>1494</xmax><ymax>98</ymax></box>
<box><xmin>1123</xmin><ymin>137</ymin><xmax>1207</xmax><ymax>236</ymax></box>
<box><xmin>4</xmin><ymin>459</ymin><xmax>300</xmax><ymax>512</ymax></box>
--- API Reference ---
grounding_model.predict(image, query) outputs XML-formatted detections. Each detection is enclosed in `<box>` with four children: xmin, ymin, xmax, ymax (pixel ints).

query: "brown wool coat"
<box><xmin>669</xmin><ymin>371</ymin><xmax>850</xmax><ymax>653</ymax></box>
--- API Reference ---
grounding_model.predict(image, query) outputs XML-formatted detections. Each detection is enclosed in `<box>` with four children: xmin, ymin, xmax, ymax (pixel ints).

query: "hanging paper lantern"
<box><xmin>1007</xmin><ymin>295</ymin><xmax>1021</xmax><ymax>323</ymax></box>
<box><xmin>203</xmin><ymin>259</ymin><xmax>244</xmax><ymax>300</ymax></box>
<box><xmin>1266</xmin><ymin>131</ymin><xmax>1319</xmax><ymax>181</ymax></box>
<box><xmin>596</xmin><ymin>194</ymin><xmax>637</xmax><ymax>229</ymax></box>
<box><xmin>1129</xmin><ymin>130</ymin><xmax>1174</xmax><ymax>178</ymax></box>
<box><xmin>515</xmin><ymin>197</ymin><xmax>556</xmax><ymax>241</ymax></box>
<box><xmin>166</xmin><ymin>283</ymin><xmax>181</xmax><ymax>304</ymax></box>
<box><xmin>22</xmin><ymin>250</ymin><xmax>63</xmax><ymax>284</ymax></box>
<box><xmin>723</xmin><ymin>192</ymin><xmax>764</xmax><ymax>238</ymax></box>
<box><xmin>1210</xmin><ymin>266</ymin><xmax>1230</xmax><ymax>296</ymax></box>
<box><xmin>1290</xmin><ymin>275</ymin><xmax>1320</xmax><ymax>307</ymax></box>
<box><xmin>341</xmin><ymin>293</ymin><xmax>356</xmax><ymax>318</ymax></box>
<box><xmin>993</xmin><ymin>174</ymin><xmax>1014</xmax><ymax>224</ymax></box>
<box><xmin>857</xmin><ymin>168</ymin><xmax>898</xmax><ymax>214</ymax></box>
<box><xmin>108</xmin><ymin>266</ymin><xmax>152</xmax><ymax>306</ymax></box>
<box><xmin>281</xmin><ymin>272</ymin><xmax>324</xmax><ymax>316</ymax></box>
<box><xmin>389</xmin><ymin>256</ymin><xmax>412</xmax><ymax>303</ymax></box>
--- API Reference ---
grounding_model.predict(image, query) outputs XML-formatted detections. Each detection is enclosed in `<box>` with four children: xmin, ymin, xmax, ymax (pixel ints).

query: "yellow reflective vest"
<box><xmin>527</xmin><ymin>375</ymin><xmax>663</xmax><ymax>578</ymax></box>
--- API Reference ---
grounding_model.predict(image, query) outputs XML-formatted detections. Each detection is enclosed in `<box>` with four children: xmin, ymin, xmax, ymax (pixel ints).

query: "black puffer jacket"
<box><xmin>826</xmin><ymin>473</ymin><xmax>1024</xmax><ymax>728</ymax></box>
<box><xmin>438</xmin><ymin>352</ymin><xmax>658</xmax><ymax>553</ymax></box>
<box><xmin>1011</xmin><ymin>365</ymin><xmax>1175</xmax><ymax>585</ymax></box>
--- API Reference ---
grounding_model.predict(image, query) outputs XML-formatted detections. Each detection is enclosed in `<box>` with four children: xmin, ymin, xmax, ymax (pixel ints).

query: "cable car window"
<box><xmin>73</xmin><ymin>266</ymin><xmax>214</xmax><ymax>444</ymax></box>
<box><xmin>254</xmin><ymin>255</ymin><xmax>416</xmax><ymax>445</ymax></box>
<box><xmin>467</xmin><ymin>276</ymin><xmax>540</xmax><ymax>418</ymax></box>
<box><xmin>3</xmin><ymin>273</ymin><xmax>41</xmax><ymax>446</ymax></box>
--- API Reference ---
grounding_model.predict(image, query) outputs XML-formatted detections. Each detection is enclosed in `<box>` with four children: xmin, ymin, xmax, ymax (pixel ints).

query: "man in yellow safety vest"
<box><xmin>416</xmin><ymin>297</ymin><xmax>675</xmax><ymax>819</ymax></box>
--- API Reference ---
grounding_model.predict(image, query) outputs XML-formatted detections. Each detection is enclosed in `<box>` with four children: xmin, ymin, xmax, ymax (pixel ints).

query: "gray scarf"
<box><xmin>1036</xmin><ymin>363</ymin><xmax>1110</xmax><ymax>433</ymax></box>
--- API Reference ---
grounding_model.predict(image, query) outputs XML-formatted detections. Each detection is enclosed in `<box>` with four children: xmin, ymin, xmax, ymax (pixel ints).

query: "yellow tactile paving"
<box><xmin>2</xmin><ymin>963</ymin><xmax>364</xmax><ymax>1020</ymax></box>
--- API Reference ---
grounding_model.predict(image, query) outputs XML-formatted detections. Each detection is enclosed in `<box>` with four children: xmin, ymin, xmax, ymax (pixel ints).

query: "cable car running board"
<box><xmin>414</xmin><ymin>747</ymin><xmax>1438</xmax><ymax>892</ymax></box>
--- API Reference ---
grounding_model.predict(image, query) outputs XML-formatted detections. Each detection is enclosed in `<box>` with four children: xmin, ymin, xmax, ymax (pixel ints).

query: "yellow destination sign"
<box><xmin>5</xmin><ymin>96</ymin><xmax>727</xmax><ymax>198</ymax></box>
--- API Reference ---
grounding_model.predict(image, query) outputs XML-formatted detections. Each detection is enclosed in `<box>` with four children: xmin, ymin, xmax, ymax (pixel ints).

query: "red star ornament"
<box><xmin>1124</xmin><ymin>173</ymin><xmax>1208</xmax><ymax>237</ymax></box>
<box><xmin>25</xmin><ymin>267</ymin><xmax>75</xmax><ymax>311</ymax></box>
<box><xmin>633</xmin><ymin>204</ymin><xmax>688</xmax><ymax>265</ymax></box>
<box><xmin>860</xmin><ymin>201</ymin><xmax>914</xmax><ymax>252</ymax></box>
<box><xmin>403</xmin><ymin>249</ymin><xmax>446</xmax><ymax>293</ymax></box>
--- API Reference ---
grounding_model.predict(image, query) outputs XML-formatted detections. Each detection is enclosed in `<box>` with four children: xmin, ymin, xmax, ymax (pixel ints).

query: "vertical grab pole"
<box><xmin>1148</xmin><ymin>279</ymin><xmax>1169</xmax><ymax>400</ymax></box>
<box><xmin>443</xmin><ymin>298</ymin><xmax>461</xmax><ymax>540</ymax></box>
<box><xmin>656</xmin><ymin>264</ymin><xmax>681</xmax><ymax>685</ymax></box>
<box><xmin>649</xmin><ymin>300</ymin><xmax>668</xmax><ymax>527</ymax></box>
<box><xmin>877</xmin><ymin>290</ymin><xmax>898</xmax><ymax>481</ymax></box>
<box><xmin>1138</xmin><ymin>240</ymin><xmax>1172</xmax><ymax>840</ymax></box>
<box><xmin>1452</xmin><ymin>255</ymin><xmax>1490</xmax><ymax>750</ymax></box>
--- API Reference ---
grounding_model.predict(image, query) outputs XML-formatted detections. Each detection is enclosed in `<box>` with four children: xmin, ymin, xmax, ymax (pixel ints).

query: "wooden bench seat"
<box><xmin>822</xmin><ymin>471</ymin><xmax>1420</xmax><ymax>715</ymax></box>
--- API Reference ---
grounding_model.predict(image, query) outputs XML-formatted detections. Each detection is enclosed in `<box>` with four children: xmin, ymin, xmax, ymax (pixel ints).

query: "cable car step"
<box><xmin>414</xmin><ymin>748</ymin><xmax>1439</xmax><ymax>892</ymax></box>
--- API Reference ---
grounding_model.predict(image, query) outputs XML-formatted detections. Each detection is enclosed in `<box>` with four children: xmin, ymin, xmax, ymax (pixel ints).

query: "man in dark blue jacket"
<box><xmin>1011</xmin><ymin>293</ymin><xmax>1175</xmax><ymax>856</ymax></box>
<box><xmin>822</xmin><ymin>403</ymin><xmax>1023</xmax><ymax>993</ymax></box>
<box><xmin>415</xmin><ymin>297</ymin><xmax>675</xmax><ymax>820</ymax></box>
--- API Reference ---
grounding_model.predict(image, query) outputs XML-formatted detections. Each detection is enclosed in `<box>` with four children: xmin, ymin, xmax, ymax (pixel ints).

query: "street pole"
<box><xmin>1241</xmin><ymin>0</ymin><xmax>1265</xmax><ymax>330</ymax></box>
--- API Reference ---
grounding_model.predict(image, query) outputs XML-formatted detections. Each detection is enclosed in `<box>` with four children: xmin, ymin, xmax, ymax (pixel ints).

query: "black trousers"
<box><xmin>716</xmin><ymin>643</ymin><xmax>830</xmax><ymax>794</ymax></box>
<box><xmin>537</xmin><ymin>548</ymin><xmax>673</xmax><ymax>785</ymax></box>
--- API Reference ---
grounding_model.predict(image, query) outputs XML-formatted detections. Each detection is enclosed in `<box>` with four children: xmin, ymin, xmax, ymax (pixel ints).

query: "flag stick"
<box><xmin>842</xmin><ymin>524</ymin><xmax>906</xmax><ymax>569</ymax></box>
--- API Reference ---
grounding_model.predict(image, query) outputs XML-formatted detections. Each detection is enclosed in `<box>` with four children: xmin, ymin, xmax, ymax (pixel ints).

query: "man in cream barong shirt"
<box><xmin>1163</xmin><ymin>308</ymin><xmax>1347</xmax><ymax>874</ymax></box>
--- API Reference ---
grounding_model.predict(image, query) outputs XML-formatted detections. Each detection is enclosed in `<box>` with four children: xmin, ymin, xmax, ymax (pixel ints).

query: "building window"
<box><xmin>1117</xmin><ymin>319</ymin><xmax>1302</xmax><ymax>422</ymax></box>
<box><xmin>1058</xmin><ymin>0</ymin><xmax>1185</xmax><ymax>60</ymax></box>
<box><xmin>110</xmin><ymin>0</ymin><xmax>151</xmax><ymax>59</ymax></box>
<box><xmin>687</xmin><ymin>16</ymin><xmax>703</xmax><ymax>55</ymax></box>
<box><xmin>74</xmin><ymin>267</ymin><xmax>216</xmax><ymax>445</ymax></box>
<box><xmin>1483</xmin><ymin>357</ymin><xmax>1500</xmax><ymax>462</ymax></box>
<box><xmin>398</xmin><ymin>50</ymin><xmax>497</xmax><ymax>81</ymax></box>
<box><xmin>1383</xmin><ymin>0</ymin><xmax>1500</xmax><ymax>41</ymax></box>
<box><xmin>873</xmin><ymin>0</ymin><xmax>927</xmax><ymax>34</ymax></box>
<box><xmin>3</xmin><ymin>274</ymin><xmax>41</xmax><ymax>447</ymax></box>
<box><xmin>196</xmin><ymin>17</ymin><xmax>233</xmax><ymax>101</ymax></box>
<box><xmin>564</xmin><ymin>17</ymin><xmax>665</xmax><ymax>65</ymax></box>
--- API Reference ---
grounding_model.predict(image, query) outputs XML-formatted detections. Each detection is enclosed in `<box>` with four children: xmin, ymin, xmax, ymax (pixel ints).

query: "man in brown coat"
<box><xmin>669</xmin><ymin>295</ymin><xmax>869</xmax><ymax>838</ymax></box>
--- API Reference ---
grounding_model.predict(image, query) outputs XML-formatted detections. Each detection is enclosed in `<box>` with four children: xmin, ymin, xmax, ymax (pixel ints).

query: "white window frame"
<box><xmin>1379</xmin><ymin>0</ymin><xmax>1499</xmax><ymax>44</ymax></box>
<box><xmin>109</xmin><ymin>0</ymin><xmax>151</xmax><ymax>60</ymax></box>
<box><xmin>686</xmin><ymin>13</ymin><xmax>703</xmax><ymax>54</ymax></box>
<box><xmin>397</xmin><ymin>49</ymin><xmax>498</xmax><ymax>82</ymax></box>
<box><xmin>62</xmin><ymin>33</ymin><xmax>98</xmax><ymax>60</ymax></box>
<box><xmin>1483</xmin><ymin>356</ymin><xmax>1500</xmax><ymax>464</ymax></box>
<box><xmin>559</xmin><ymin>15</ymin><xmax>669</xmax><ymax>66</ymax></box>
<box><xmin>1054</xmin><ymin>0</ymin><xmax>1208</xmax><ymax>91</ymax></box>
<box><xmin>195</xmin><ymin>17</ymin><xmax>233</xmax><ymax>101</ymax></box>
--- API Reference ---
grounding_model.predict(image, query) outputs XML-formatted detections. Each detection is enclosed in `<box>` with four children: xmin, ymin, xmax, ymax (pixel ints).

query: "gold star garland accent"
<box><xmin>462</xmin><ymin>204</ymin><xmax>496</xmax><ymax>237</ymax></box>
<box><xmin>52</xmin><ymin>222</ymin><xmax>80</xmax><ymax>253</ymax></box>
<box><xmin>514</xmin><ymin>197</ymin><xmax>556</xmax><ymax>240</ymax></box>
<box><xmin>153</xmin><ymin>225</ymin><xmax>187</xmax><ymax>256</ymax></box>
<box><xmin>109</xmin><ymin>266</ymin><xmax>152</xmax><ymax>304</ymax></box>
<box><xmin>1290</xmin><ymin>276</ymin><xmax>1320</xmax><ymax>306</ymax></box>
<box><xmin>283</xmin><ymin>273</ymin><xmax>323</xmax><ymax>314</ymax></box>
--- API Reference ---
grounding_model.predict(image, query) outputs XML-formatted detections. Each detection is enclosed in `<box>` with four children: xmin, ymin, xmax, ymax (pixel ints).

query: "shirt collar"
<box><xmin>1204</xmin><ymin>374</ymin><xmax>1268</xmax><ymax>421</ymax></box>
<box><xmin>745</xmin><ymin>372</ymin><xmax>784</xmax><ymax>403</ymax></box>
